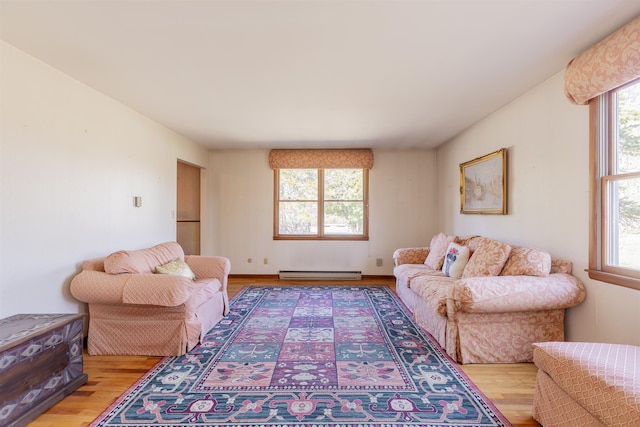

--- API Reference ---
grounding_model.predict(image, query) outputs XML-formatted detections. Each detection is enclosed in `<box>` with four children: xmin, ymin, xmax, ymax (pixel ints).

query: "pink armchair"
<box><xmin>70</xmin><ymin>242</ymin><xmax>230</xmax><ymax>356</ymax></box>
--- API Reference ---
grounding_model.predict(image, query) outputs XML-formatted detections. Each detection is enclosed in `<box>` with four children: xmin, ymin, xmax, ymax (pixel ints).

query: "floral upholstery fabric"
<box><xmin>533</xmin><ymin>342</ymin><xmax>640</xmax><ymax>426</ymax></box>
<box><xmin>393</xmin><ymin>264</ymin><xmax>440</xmax><ymax>296</ymax></box>
<box><xmin>500</xmin><ymin>246</ymin><xmax>551</xmax><ymax>277</ymax></box>
<box><xmin>411</xmin><ymin>273</ymin><xmax>585</xmax><ymax>318</ymax></box>
<box><xmin>462</xmin><ymin>238</ymin><xmax>511</xmax><ymax>278</ymax></box>
<box><xmin>412</xmin><ymin>294</ymin><xmax>448</xmax><ymax>347</ymax></box>
<box><xmin>409</xmin><ymin>274</ymin><xmax>455</xmax><ymax>316</ymax></box>
<box><xmin>464</xmin><ymin>235</ymin><xmax>484</xmax><ymax>252</ymax></box>
<box><xmin>424</xmin><ymin>233</ymin><xmax>456</xmax><ymax>270</ymax></box>
<box><xmin>393</xmin><ymin>233</ymin><xmax>586</xmax><ymax>363</ymax></box>
<box><xmin>455</xmin><ymin>310</ymin><xmax>565</xmax><ymax>364</ymax></box>
<box><xmin>452</xmin><ymin>274</ymin><xmax>585</xmax><ymax>314</ymax></box>
<box><xmin>393</xmin><ymin>247</ymin><xmax>430</xmax><ymax>266</ymax></box>
<box><xmin>550</xmin><ymin>258</ymin><xmax>573</xmax><ymax>274</ymax></box>
<box><xmin>268</xmin><ymin>149</ymin><xmax>374</xmax><ymax>169</ymax></box>
<box><xmin>564</xmin><ymin>15</ymin><xmax>640</xmax><ymax>105</ymax></box>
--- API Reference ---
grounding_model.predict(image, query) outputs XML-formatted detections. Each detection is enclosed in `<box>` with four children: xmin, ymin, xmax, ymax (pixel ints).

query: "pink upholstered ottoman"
<box><xmin>532</xmin><ymin>341</ymin><xmax>640</xmax><ymax>426</ymax></box>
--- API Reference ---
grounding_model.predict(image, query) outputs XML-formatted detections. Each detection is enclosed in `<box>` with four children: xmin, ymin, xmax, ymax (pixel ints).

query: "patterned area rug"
<box><xmin>90</xmin><ymin>286</ymin><xmax>512</xmax><ymax>427</ymax></box>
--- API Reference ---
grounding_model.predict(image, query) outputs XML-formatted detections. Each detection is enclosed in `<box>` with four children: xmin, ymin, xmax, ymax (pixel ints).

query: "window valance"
<box><xmin>268</xmin><ymin>149</ymin><xmax>374</xmax><ymax>169</ymax></box>
<box><xmin>564</xmin><ymin>15</ymin><xmax>640</xmax><ymax>105</ymax></box>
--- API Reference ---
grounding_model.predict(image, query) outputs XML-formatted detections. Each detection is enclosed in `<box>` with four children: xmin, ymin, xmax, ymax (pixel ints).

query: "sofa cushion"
<box><xmin>462</xmin><ymin>238</ymin><xmax>512</xmax><ymax>278</ymax></box>
<box><xmin>501</xmin><ymin>246</ymin><xmax>551</xmax><ymax>277</ymax></box>
<box><xmin>410</xmin><ymin>273</ymin><xmax>454</xmax><ymax>316</ymax></box>
<box><xmin>156</xmin><ymin>258</ymin><xmax>196</xmax><ymax>280</ymax></box>
<box><xmin>424</xmin><ymin>233</ymin><xmax>456</xmax><ymax>270</ymax></box>
<box><xmin>105</xmin><ymin>242</ymin><xmax>184</xmax><ymax>274</ymax></box>
<box><xmin>533</xmin><ymin>342</ymin><xmax>640</xmax><ymax>426</ymax></box>
<box><xmin>394</xmin><ymin>264</ymin><xmax>438</xmax><ymax>289</ymax></box>
<box><xmin>442</xmin><ymin>242</ymin><xmax>470</xmax><ymax>278</ymax></box>
<box><xmin>184</xmin><ymin>278</ymin><xmax>223</xmax><ymax>311</ymax></box>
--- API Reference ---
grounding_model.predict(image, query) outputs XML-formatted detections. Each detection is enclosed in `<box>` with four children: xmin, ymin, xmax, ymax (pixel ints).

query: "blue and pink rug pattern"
<box><xmin>90</xmin><ymin>286</ymin><xmax>511</xmax><ymax>426</ymax></box>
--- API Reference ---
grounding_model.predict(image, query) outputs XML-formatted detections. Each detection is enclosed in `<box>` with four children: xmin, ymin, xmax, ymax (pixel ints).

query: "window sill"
<box><xmin>274</xmin><ymin>236</ymin><xmax>369</xmax><ymax>241</ymax></box>
<box><xmin>586</xmin><ymin>269</ymin><xmax>640</xmax><ymax>291</ymax></box>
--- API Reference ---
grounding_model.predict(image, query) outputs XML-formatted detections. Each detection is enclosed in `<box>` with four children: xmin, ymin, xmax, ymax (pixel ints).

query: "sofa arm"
<box><xmin>70</xmin><ymin>270</ymin><xmax>197</xmax><ymax>307</ymax></box>
<box><xmin>393</xmin><ymin>247</ymin><xmax>430</xmax><ymax>266</ymax></box>
<box><xmin>450</xmin><ymin>273</ymin><xmax>586</xmax><ymax>314</ymax></box>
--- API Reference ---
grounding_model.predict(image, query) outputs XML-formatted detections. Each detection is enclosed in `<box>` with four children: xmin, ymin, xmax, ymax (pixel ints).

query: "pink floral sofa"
<box><xmin>70</xmin><ymin>242</ymin><xmax>230</xmax><ymax>356</ymax></box>
<box><xmin>393</xmin><ymin>233</ymin><xmax>586</xmax><ymax>364</ymax></box>
<box><xmin>533</xmin><ymin>342</ymin><xmax>640</xmax><ymax>425</ymax></box>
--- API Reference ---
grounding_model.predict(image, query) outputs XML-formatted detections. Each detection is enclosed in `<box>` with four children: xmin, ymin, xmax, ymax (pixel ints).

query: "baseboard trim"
<box><xmin>228</xmin><ymin>274</ymin><xmax>394</xmax><ymax>281</ymax></box>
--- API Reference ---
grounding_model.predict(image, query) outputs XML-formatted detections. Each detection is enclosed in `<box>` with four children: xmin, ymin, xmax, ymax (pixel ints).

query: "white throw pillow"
<box><xmin>442</xmin><ymin>243</ymin><xmax>471</xmax><ymax>278</ymax></box>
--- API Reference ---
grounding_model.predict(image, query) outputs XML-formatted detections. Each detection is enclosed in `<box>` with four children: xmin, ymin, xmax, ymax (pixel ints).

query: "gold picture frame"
<box><xmin>460</xmin><ymin>148</ymin><xmax>507</xmax><ymax>214</ymax></box>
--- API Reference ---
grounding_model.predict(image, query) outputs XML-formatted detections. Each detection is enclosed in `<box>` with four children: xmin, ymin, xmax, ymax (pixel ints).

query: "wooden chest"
<box><xmin>0</xmin><ymin>313</ymin><xmax>87</xmax><ymax>427</ymax></box>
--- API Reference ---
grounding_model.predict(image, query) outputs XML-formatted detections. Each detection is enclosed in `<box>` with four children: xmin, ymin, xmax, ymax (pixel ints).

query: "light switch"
<box><xmin>134</xmin><ymin>196</ymin><xmax>142</xmax><ymax>207</ymax></box>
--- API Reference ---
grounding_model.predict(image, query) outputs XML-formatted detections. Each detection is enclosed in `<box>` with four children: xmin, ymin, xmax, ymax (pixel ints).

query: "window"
<box><xmin>589</xmin><ymin>78</ymin><xmax>640</xmax><ymax>289</ymax></box>
<box><xmin>274</xmin><ymin>168</ymin><xmax>368</xmax><ymax>240</ymax></box>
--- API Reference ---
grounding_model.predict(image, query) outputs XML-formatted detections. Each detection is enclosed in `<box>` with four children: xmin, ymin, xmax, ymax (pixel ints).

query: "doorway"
<box><xmin>176</xmin><ymin>160</ymin><xmax>201</xmax><ymax>255</ymax></box>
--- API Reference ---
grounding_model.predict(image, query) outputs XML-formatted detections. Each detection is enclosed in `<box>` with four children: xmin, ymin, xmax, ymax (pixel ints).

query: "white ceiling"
<box><xmin>2</xmin><ymin>1</ymin><xmax>639</xmax><ymax>150</ymax></box>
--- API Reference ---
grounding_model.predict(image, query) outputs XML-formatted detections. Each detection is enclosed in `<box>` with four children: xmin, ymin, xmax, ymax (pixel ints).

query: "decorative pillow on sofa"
<box><xmin>104</xmin><ymin>242</ymin><xmax>185</xmax><ymax>274</ymax></box>
<box><xmin>155</xmin><ymin>258</ymin><xmax>195</xmax><ymax>280</ymax></box>
<box><xmin>462</xmin><ymin>238</ymin><xmax>512</xmax><ymax>278</ymax></box>
<box><xmin>424</xmin><ymin>232</ymin><xmax>456</xmax><ymax>270</ymax></box>
<box><xmin>442</xmin><ymin>242</ymin><xmax>471</xmax><ymax>278</ymax></box>
<box><xmin>500</xmin><ymin>246</ymin><xmax>551</xmax><ymax>277</ymax></box>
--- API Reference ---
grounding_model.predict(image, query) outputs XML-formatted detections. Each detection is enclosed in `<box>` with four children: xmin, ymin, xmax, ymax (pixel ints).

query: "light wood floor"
<box><xmin>29</xmin><ymin>277</ymin><xmax>540</xmax><ymax>426</ymax></box>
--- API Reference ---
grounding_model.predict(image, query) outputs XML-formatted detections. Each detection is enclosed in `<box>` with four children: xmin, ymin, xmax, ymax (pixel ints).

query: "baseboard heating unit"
<box><xmin>278</xmin><ymin>270</ymin><xmax>362</xmax><ymax>280</ymax></box>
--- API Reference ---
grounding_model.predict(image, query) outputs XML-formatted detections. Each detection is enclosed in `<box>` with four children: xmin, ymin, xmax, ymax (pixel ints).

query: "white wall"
<box><xmin>0</xmin><ymin>42</ymin><xmax>209</xmax><ymax>317</ymax></box>
<box><xmin>6</xmin><ymin>39</ymin><xmax>634</xmax><ymax>345</ymax></box>
<box><xmin>436</xmin><ymin>72</ymin><xmax>640</xmax><ymax>345</ymax></box>
<box><xmin>206</xmin><ymin>149</ymin><xmax>437</xmax><ymax>275</ymax></box>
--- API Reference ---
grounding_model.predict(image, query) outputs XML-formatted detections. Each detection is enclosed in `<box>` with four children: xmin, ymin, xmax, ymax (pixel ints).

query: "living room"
<box><xmin>1</xmin><ymin>2</ymin><xmax>639</xmax><ymax>426</ymax></box>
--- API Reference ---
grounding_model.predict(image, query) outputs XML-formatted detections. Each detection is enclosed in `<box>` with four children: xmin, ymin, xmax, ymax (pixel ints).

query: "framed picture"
<box><xmin>460</xmin><ymin>148</ymin><xmax>507</xmax><ymax>214</ymax></box>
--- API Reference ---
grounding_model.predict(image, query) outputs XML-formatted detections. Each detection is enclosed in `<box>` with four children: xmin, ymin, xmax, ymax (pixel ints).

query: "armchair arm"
<box><xmin>393</xmin><ymin>247</ymin><xmax>430</xmax><ymax>266</ymax></box>
<box><xmin>185</xmin><ymin>255</ymin><xmax>231</xmax><ymax>314</ymax></box>
<box><xmin>185</xmin><ymin>255</ymin><xmax>231</xmax><ymax>281</ymax></box>
<box><xmin>70</xmin><ymin>270</ymin><xmax>127</xmax><ymax>305</ymax></box>
<box><xmin>449</xmin><ymin>273</ymin><xmax>586</xmax><ymax>314</ymax></box>
<box><xmin>70</xmin><ymin>270</ymin><xmax>197</xmax><ymax>307</ymax></box>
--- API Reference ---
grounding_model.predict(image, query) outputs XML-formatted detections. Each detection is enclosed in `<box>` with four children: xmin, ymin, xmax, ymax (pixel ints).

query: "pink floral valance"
<box><xmin>564</xmin><ymin>15</ymin><xmax>640</xmax><ymax>105</ymax></box>
<box><xmin>268</xmin><ymin>149</ymin><xmax>374</xmax><ymax>169</ymax></box>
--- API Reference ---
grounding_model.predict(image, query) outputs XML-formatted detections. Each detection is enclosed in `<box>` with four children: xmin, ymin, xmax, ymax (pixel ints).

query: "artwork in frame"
<box><xmin>460</xmin><ymin>148</ymin><xmax>507</xmax><ymax>214</ymax></box>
